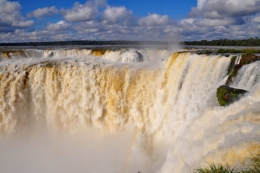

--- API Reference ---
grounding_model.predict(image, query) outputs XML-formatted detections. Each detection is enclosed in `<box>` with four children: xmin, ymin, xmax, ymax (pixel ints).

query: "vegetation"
<box><xmin>2</xmin><ymin>38</ymin><xmax>260</xmax><ymax>47</ymax></box>
<box><xmin>184</xmin><ymin>37</ymin><xmax>260</xmax><ymax>46</ymax></box>
<box><xmin>195</xmin><ymin>153</ymin><xmax>260</xmax><ymax>173</ymax></box>
<box><xmin>225</xmin><ymin>53</ymin><xmax>260</xmax><ymax>85</ymax></box>
<box><xmin>217</xmin><ymin>49</ymin><xmax>260</xmax><ymax>54</ymax></box>
<box><xmin>225</xmin><ymin>69</ymin><xmax>237</xmax><ymax>85</ymax></box>
<box><xmin>216</xmin><ymin>85</ymin><xmax>247</xmax><ymax>106</ymax></box>
<box><xmin>196</xmin><ymin>164</ymin><xmax>234</xmax><ymax>173</ymax></box>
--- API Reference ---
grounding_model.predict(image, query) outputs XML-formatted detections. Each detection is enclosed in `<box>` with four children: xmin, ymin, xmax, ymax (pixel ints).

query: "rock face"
<box><xmin>227</xmin><ymin>56</ymin><xmax>237</xmax><ymax>75</ymax></box>
<box><xmin>217</xmin><ymin>85</ymin><xmax>247</xmax><ymax>106</ymax></box>
<box><xmin>216</xmin><ymin>53</ymin><xmax>260</xmax><ymax>106</ymax></box>
<box><xmin>226</xmin><ymin>54</ymin><xmax>260</xmax><ymax>85</ymax></box>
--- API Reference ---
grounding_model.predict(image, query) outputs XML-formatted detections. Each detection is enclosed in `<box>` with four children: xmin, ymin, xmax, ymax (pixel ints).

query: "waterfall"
<box><xmin>0</xmin><ymin>49</ymin><xmax>259</xmax><ymax>173</ymax></box>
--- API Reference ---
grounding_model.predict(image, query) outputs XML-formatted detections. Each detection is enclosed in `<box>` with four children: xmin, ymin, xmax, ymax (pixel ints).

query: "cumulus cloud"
<box><xmin>14</xmin><ymin>21</ymin><xmax>34</xmax><ymax>27</ymax></box>
<box><xmin>27</xmin><ymin>6</ymin><xmax>59</xmax><ymax>18</ymax></box>
<box><xmin>71</xmin><ymin>18</ymin><xmax>179</xmax><ymax>41</ymax></box>
<box><xmin>177</xmin><ymin>0</ymin><xmax>260</xmax><ymax>40</ymax></box>
<box><xmin>195</xmin><ymin>18</ymin><xmax>245</xmax><ymax>27</ymax></box>
<box><xmin>93</xmin><ymin>0</ymin><xmax>107</xmax><ymax>6</ymax></box>
<box><xmin>253</xmin><ymin>16</ymin><xmax>260</xmax><ymax>23</ymax></box>
<box><xmin>0</xmin><ymin>0</ymin><xmax>20</xmax><ymax>13</ymax></box>
<box><xmin>46</xmin><ymin>21</ymin><xmax>72</xmax><ymax>31</ymax></box>
<box><xmin>2</xmin><ymin>0</ymin><xmax>260</xmax><ymax>42</ymax></box>
<box><xmin>61</xmin><ymin>0</ymin><xmax>105</xmax><ymax>22</ymax></box>
<box><xmin>0</xmin><ymin>0</ymin><xmax>34</xmax><ymax>32</ymax></box>
<box><xmin>102</xmin><ymin>6</ymin><xmax>132</xmax><ymax>24</ymax></box>
<box><xmin>138</xmin><ymin>14</ymin><xmax>172</xmax><ymax>26</ymax></box>
<box><xmin>0</xmin><ymin>29</ymin><xmax>75</xmax><ymax>42</ymax></box>
<box><xmin>177</xmin><ymin>17</ymin><xmax>260</xmax><ymax>41</ymax></box>
<box><xmin>190</xmin><ymin>0</ymin><xmax>260</xmax><ymax>19</ymax></box>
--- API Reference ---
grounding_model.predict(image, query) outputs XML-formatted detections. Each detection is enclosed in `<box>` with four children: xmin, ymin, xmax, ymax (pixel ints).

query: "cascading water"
<box><xmin>0</xmin><ymin>48</ymin><xmax>259</xmax><ymax>173</ymax></box>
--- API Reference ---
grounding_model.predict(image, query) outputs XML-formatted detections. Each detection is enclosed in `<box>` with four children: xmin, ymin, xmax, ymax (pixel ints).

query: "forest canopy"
<box><xmin>184</xmin><ymin>37</ymin><xmax>260</xmax><ymax>46</ymax></box>
<box><xmin>1</xmin><ymin>38</ymin><xmax>260</xmax><ymax>47</ymax></box>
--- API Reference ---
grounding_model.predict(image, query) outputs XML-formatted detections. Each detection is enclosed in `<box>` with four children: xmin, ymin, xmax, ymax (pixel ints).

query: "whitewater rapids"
<box><xmin>0</xmin><ymin>48</ymin><xmax>259</xmax><ymax>173</ymax></box>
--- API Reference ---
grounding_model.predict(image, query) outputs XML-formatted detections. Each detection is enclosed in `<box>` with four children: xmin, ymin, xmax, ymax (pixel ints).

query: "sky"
<box><xmin>1</xmin><ymin>0</ymin><xmax>260</xmax><ymax>42</ymax></box>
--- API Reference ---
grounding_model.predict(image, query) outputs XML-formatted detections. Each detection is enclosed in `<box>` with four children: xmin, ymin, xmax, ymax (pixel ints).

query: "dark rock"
<box><xmin>226</xmin><ymin>54</ymin><xmax>260</xmax><ymax>85</ymax></box>
<box><xmin>136</xmin><ymin>51</ymin><xmax>144</xmax><ymax>62</ymax></box>
<box><xmin>240</xmin><ymin>54</ymin><xmax>260</xmax><ymax>65</ymax></box>
<box><xmin>217</xmin><ymin>85</ymin><xmax>247</xmax><ymax>106</ymax></box>
<box><xmin>227</xmin><ymin>56</ymin><xmax>237</xmax><ymax>75</ymax></box>
<box><xmin>48</xmin><ymin>52</ymin><xmax>54</xmax><ymax>57</ymax></box>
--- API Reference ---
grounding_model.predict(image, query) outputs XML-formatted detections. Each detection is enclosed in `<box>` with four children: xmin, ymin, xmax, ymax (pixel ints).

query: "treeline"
<box><xmin>3</xmin><ymin>38</ymin><xmax>260</xmax><ymax>47</ymax></box>
<box><xmin>0</xmin><ymin>40</ymin><xmax>176</xmax><ymax>47</ymax></box>
<box><xmin>184</xmin><ymin>37</ymin><xmax>260</xmax><ymax>46</ymax></box>
<box><xmin>217</xmin><ymin>49</ymin><xmax>260</xmax><ymax>54</ymax></box>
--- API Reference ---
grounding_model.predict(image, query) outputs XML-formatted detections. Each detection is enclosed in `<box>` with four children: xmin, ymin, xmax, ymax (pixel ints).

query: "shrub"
<box><xmin>195</xmin><ymin>153</ymin><xmax>260</xmax><ymax>173</ymax></box>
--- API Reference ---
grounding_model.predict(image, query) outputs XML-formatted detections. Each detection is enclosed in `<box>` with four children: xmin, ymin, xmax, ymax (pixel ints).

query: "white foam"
<box><xmin>0</xmin><ymin>51</ymin><xmax>259</xmax><ymax>173</ymax></box>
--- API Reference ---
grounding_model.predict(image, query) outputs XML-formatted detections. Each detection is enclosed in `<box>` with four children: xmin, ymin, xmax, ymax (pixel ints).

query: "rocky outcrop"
<box><xmin>227</xmin><ymin>56</ymin><xmax>237</xmax><ymax>75</ymax></box>
<box><xmin>226</xmin><ymin>54</ymin><xmax>260</xmax><ymax>85</ymax></box>
<box><xmin>217</xmin><ymin>53</ymin><xmax>260</xmax><ymax>106</ymax></box>
<box><xmin>217</xmin><ymin>85</ymin><xmax>247</xmax><ymax>106</ymax></box>
<box><xmin>91</xmin><ymin>49</ymin><xmax>108</xmax><ymax>56</ymax></box>
<box><xmin>48</xmin><ymin>52</ymin><xmax>54</xmax><ymax>57</ymax></box>
<box><xmin>0</xmin><ymin>50</ymin><xmax>27</xmax><ymax>59</ymax></box>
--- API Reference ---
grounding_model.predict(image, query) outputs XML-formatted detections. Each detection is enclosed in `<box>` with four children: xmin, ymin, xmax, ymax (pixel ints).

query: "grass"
<box><xmin>216</xmin><ymin>87</ymin><xmax>228</xmax><ymax>106</ymax></box>
<box><xmin>195</xmin><ymin>153</ymin><xmax>260</xmax><ymax>173</ymax></box>
<box><xmin>196</xmin><ymin>164</ymin><xmax>234</xmax><ymax>173</ymax></box>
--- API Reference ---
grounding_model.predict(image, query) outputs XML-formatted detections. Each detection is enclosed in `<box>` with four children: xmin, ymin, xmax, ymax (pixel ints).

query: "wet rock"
<box><xmin>91</xmin><ymin>49</ymin><xmax>107</xmax><ymax>56</ymax></box>
<box><xmin>48</xmin><ymin>52</ymin><xmax>54</xmax><ymax>57</ymax></box>
<box><xmin>239</xmin><ymin>53</ymin><xmax>260</xmax><ymax>65</ymax></box>
<box><xmin>217</xmin><ymin>85</ymin><xmax>247</xmax><ymax>106</ymax></box>
<box><xmin>227</xmin><ymin>56</ymin><xmax>237</xmax><ymax>75</ymax></box>
<box><xmin>226</xmin><ymin>54</ymin><xmax>260</xmax><ymax>85</ymax></box>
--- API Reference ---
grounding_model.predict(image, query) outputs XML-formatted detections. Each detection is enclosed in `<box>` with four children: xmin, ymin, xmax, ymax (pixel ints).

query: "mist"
<box><xmin>0</xmin><ymin>48</ymin><xmax>259</xmax><ymax>173</ymax></box>
<box><xmin>0</xmin><ymin>124</ymin><xmax>168</xmax><ymax>173</ymax></box>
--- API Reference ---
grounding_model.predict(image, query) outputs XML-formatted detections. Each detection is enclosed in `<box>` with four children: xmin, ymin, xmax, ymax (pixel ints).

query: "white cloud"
<box><xmin>14</xmin><ymin>20</ymin><xmax>34</xmax><ymax>27</ymax></box>
<box><xmin>2</xmin><ymin>0</ymin><xmax>260</xmax><ymax>42</ymax></box>
<box><xmin>138</xmin><ymin>14</ymin><xmax>171</xmax><ymax>26</ymax></box>
<box><xmin>27</xmin><ymin>6</ymin><xmax>59</xmax><ymax>18</ymax></box>
<box><xmin>0</xmin><ymin>0</ymin><xmax>20</xmax><ymax>13</ymax></box>
<box><xmin>181</xmin><ymin>18</ymin><xmax>195</xmax><ymax>25</ymax></box>
<box><xmin>0</xmin><ymin>28</ymin><xmax>78</xmax><ymax>43</ymax></box>
<box><xmin>253</xmin><ymin>16</ymin><xmax>260</xmax><ymax>23</ymax></box>
<box><xmin>177</xmin><ymin>17</ymin><xmax>260</xmax><ymax>41</ymax></box>
<box><xmin>191</xmin><ymin>0</ymin><xmax>260</xmax><ymax>19</ymax></box>
<box><xmin>197</xmin><ymin>0</ymin><xmax>207</xmax><ymax>10</ymax></box>
<box><xmin>178</xmin><ymin>0</ymin><xmax>260</xmax><ymax>40</ymax></box>
<box><xmin>46</xmin><ymin>21</ymin><xmax>72</xmax><ymax>31</ymax></box>
<box><xmin>0</xmin><ymin>0</ymin><xmax>33</xmax><ymax>32</ymax></box>
<box><xmin>194</xmin><ymin>18</ymin><xmax>238</xmax><ymax>27</ymax></box>
<box><xmin>102</xmin><ymin>6</ymin><xmax>132</xmax><ymax>24</ymax></box>
<box><xmin>62</xmin><ymin>0</ymin><xmax>104</xmax><ymax>22</ymax></box>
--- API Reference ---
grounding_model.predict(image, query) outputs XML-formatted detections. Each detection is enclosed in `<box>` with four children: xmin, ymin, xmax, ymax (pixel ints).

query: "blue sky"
<box><xmin>18</xmin><ymin>0</ymin><xmax>197</xmax><ymax>19</ymax></box>
<box><xmin>1</xmin><ymin>0</ymin><xmax>260</xmax><ymax>42</ymax></box>
<box><xmin>106</xmin><ymin>0</ymin><xmax>197</xmax><ymax>19</ymax></box>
